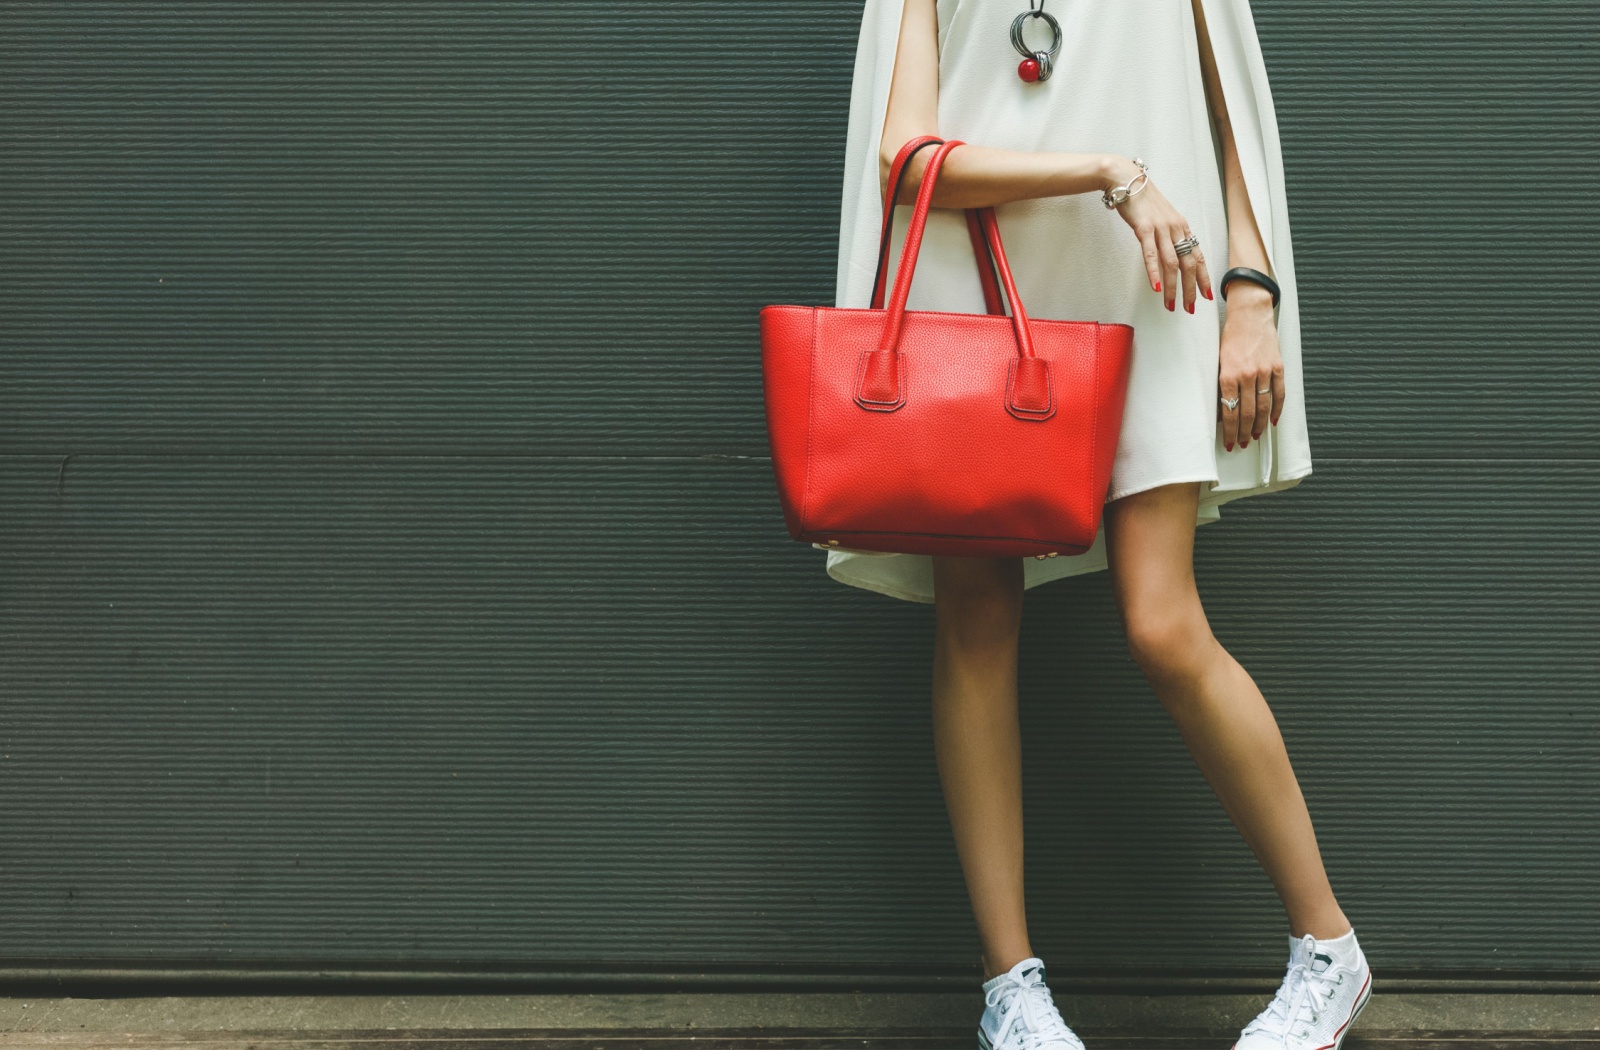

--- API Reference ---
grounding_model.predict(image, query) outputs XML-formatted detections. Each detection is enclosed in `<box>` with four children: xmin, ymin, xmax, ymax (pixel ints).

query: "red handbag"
<box><xmin>759</xmin><ymin>135</ymin><xmax>1135</xmax><ymax>560</ymax></box>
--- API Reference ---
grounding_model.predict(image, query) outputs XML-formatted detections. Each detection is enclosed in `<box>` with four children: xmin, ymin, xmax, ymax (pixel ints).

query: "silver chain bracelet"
<box><xmin>1101</xmin><ymin>158</ymin><xmax>1149</xmax><ymax>209</ymax></box>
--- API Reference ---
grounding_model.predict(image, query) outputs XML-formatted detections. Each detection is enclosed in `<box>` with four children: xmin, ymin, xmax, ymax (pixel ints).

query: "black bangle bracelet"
<box><xmin>1220</xmin><ymin>266</ymin><xmax>1280</xmax><ymax>310</ymax></box>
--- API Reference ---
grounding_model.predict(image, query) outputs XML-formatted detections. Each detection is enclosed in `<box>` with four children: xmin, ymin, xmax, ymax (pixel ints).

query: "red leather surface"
<box><xmin>760</xmin><ymin>137</ymin><xmax>1134</xmax><ymax>558</ymax></box>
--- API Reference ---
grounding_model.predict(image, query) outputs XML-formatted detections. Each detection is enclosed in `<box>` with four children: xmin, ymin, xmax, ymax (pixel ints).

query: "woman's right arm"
<box><xmin>878</xmin><ymin>0</ymin><xmax>1115</xmax><ymax>210</ymax></box>
<box><xmin>880</xmin><ymin>0</ymin><xmax>1206</xmax><ymax>307</ymax></box>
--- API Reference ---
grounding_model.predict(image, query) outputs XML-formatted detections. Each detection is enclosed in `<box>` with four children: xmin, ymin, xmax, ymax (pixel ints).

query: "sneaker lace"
<box><xmin>985</xmin><ymin>966</ymin><xmax>1084</xmax><ymax>1050</ymax></box>
<box><xmin>1243</xmin><ymin>934</ymin><xmax>1343</xmax><ymax>1043</ymax></box>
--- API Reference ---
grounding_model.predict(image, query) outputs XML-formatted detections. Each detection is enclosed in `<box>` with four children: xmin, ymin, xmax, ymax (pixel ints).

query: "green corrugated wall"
<box><xmin>1</xmin><ymin>1</ymin><xmax>1596</xmax><ymax>986</ymax></box>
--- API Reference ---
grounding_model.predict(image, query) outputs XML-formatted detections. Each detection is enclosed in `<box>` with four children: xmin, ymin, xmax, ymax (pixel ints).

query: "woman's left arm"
<box><xmin>1191</xmin><ymin>0</ymin><xmax>1285</xmax><ymax>451</ymax></box>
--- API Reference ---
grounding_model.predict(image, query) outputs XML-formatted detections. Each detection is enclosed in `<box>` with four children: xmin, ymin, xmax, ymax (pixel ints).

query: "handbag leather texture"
<box><xmin>759</xmin><ymin>135</ymin><xmax>1135</xmax><ymax>559</ymax></box>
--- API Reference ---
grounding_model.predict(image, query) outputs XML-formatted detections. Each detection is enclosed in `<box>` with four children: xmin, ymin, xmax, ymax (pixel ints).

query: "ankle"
<box><xmin>982</xmin><ymin>948</ymin><xmax>1035</xmax><ymax>983</ymax></box>
<box><xmin>1290</xmin><ymin>909</ymin><xmax>1353</xmax><ymax>942</ymax></box>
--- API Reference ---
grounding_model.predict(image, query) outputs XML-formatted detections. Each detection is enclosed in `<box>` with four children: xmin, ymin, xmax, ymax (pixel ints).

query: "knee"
<box><xmin>934</xmin><ymin>566</ymin><xmax>1023</xmax><ymax>656</ymax></box>
<box><xmin>1123</xmin><ymin>603</ymin><xmax>1215</xmax><ymax>684</ymax></box>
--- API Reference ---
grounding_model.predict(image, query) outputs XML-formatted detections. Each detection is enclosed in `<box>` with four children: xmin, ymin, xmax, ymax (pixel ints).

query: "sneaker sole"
<box><xmin>978</xmin><ymin>1024</ymin><xmax>1082</xmax><ymax>1050</ymax></box>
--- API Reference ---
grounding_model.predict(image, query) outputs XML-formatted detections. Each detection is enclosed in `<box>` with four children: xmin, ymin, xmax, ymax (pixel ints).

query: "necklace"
<box><xmin>1010</xmin><ymin>0</ymin><xmax>1063</xmax><ymax>83</ymax></box>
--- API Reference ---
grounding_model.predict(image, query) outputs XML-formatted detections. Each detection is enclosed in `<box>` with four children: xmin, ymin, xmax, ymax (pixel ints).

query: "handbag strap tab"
<box><xmin>1007</xmin><ymin>355</ymin><xmax>1055</xmax><ymax>420</ymax></box>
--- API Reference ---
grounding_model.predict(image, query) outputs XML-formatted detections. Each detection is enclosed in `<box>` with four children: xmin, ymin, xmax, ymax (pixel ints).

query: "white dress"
<box><xmin>822</xmin><ymin>0</ymin><xmax>1313</xmax><ymax>604</ymax></box>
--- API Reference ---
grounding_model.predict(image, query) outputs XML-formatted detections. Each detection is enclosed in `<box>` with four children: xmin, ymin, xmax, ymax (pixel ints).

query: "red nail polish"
<box><xmin>1186</xmin><ymin>301</ymin><xmax>1194</xmax><ymax>313</ymax></box>
<box><xmin>1241</xmin><ymin>439</ymin><xmax>1249</xmax><ymax>448</ymax></box>
<box><xmin>1204</xmin><ymin>289</ymin><xmax>1213</xmax><ymax>300</ymax></box>
<box><xmin>1225</xmin><ymin>444</ymin><xmax>1233</xmax><ymax>452</ymax></box>
<box><xmin>1154</xmin><ymin>281</ymin><xmax>1162</xmax><ymax>292</ymax></box>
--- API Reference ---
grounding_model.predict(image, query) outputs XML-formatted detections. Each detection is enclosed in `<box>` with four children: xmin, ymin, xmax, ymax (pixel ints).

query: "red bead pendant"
<box><xmin>1017</xmin><ymin>57</ymin><xmax>1041</xmax><ymax>82</ymax></box>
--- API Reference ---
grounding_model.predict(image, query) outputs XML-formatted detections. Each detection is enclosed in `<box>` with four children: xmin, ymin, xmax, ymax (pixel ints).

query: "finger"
<box><xmin>1194</xmin><ymin>249</ymin><xmax>1214</xmax><ymax>302</ymax></box>
<box><xmin>1178</xmin><ymin>233</ymin><xmax>1200</xmax><ymax>313</ymax></box>
<box><xmin>1252</xmin><ymin>371</ymin><xmax>1273</xmax><ymax>440</ymax></box>
<box><xmin>1235</xmin><ymin>373</ymin><xmax>1256</xmax><ymax>447</ymax></box>
<box><xmin>1219</xmin><ymin>379</ymin><xmax>1241</xmax><ymax>451</ymax></box>
<box><xmin>1156</xmin><ymin>228</ymin><xmax>1180</xmax><ymax>312</ymax></box>
<box><xmin>1271</xmin><ymin>366</ymin><xmax>1286</xmax><ymax>426</ymax></box>
<box><xmin>1138</xmin><ymin>227</ymin><xmax>1163</xmax><ymax>294</ymax></box>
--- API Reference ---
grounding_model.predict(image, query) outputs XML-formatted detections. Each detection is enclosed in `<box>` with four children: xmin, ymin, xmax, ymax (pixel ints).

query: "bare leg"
<box><xmin>1103</xmin><ymin>481</ymin><xmax>1351</xmax><ymax>939</ymax></box>
<box><xmin>930</xmin><ymin>553</ymin><xmax>1034</xmax><ymax>981</ymax></box>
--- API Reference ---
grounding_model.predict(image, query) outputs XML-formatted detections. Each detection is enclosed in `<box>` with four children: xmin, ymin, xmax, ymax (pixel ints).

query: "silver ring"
<box><xmin>1174</xmin><ymin>235</ymin><xmax>1200</xmax><ymax>257</ymax></box>
<box><xmin>1219</xmin><ymin>395</ymin><xmax>1240</xmax><ymax>410</ymax></box>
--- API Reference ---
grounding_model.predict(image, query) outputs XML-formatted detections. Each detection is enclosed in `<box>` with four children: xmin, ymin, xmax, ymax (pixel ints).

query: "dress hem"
<box><xmin>821</xmin><ymin>466</ymin><xmax>1315</xmax><ymax>605</ymax></box>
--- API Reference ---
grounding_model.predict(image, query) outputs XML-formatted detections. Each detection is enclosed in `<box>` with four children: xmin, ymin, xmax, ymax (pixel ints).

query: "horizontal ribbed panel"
<box><xmin>3</xmin><ymin>3</ymin><xmax>1591</xmax><ymax>458</ymax></box>
<box><xmin>1</xmin><ymin>1</ymin><xmax>1596</xmax><ymax>980</ymax></box>
<box><xmin>0</xmin><ymin>458</ymin><xmax>1595</xmax><ymax>971</ymax></box>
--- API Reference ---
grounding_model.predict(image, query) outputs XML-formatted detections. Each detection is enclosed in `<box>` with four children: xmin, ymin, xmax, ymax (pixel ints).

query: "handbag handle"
<box><xmin>870</xmin><ymin>135</ymin><xmax>1005</xmax><ymax>316</ymax></box>
<box><xmin>876</xmin><ymin>139</ymin><xmax>1039</xmax><ymax>360</ymax></box>
<box><xmin>856</xmin><ymin>137</ymin><xmax>1054</xmax><ymax>419</ymax></box>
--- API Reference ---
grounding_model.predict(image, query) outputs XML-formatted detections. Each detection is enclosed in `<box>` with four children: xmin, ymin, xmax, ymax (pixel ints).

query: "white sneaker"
<box><xmin>1234</xmin><ymin>931</ymin><xmax>1373</xmax><ymax>1050</ymax></box>
<box><xmin>978</xmin><ymin>956</ymin><xmax>1086</xmax><ymax>1050</ymax></box>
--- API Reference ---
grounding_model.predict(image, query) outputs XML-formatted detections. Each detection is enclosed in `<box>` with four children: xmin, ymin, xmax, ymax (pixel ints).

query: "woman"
<box><xmin>824</xmin><ymin>2</ymin><xmax>1372</xmax><ymax>1049</ymax></box>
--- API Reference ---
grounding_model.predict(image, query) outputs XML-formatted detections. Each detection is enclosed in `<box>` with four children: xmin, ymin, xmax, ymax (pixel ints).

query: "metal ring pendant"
<box><xmin>1010</xmin><ymin>8</ymin><xmax>1062</xmax><ymax>83</ymax></box>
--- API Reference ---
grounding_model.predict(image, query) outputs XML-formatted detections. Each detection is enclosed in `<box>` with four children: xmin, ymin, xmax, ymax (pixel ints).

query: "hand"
<box><xmin>1105</xmin><ymin>156</ymin><xmax>1213</xmax><ymax>313</ymax></box>
<box><xmin>1216</xmin><ymin>281</ymin><xmax>1284</xmax><ymax>450</ymax></box>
